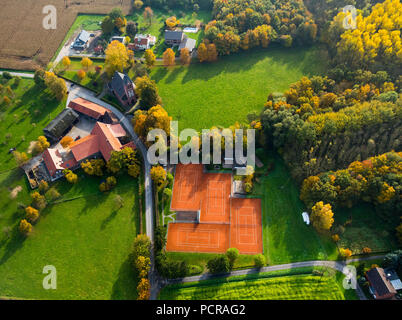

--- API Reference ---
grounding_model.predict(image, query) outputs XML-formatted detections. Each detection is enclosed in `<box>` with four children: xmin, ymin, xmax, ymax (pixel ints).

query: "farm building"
<box><xmin>43</xmin><ymin>108</ymin><xmax>79</xmax><ymax>143</ymax></box>
<box><xmin>108</xmin><ymin>72</ymin><xmax>136</xmax><ymax>108</ymax></box>
<box><xmin>72</xmin><ymin>30</ymin><xmax>90</xmax><ymax>50</ymax></box>
<box><xmin>43</xmin><ymin>121</ymin><xmax>135</xmax><ymax>181</ymax></box>
<box><xmin>68</xmin><ymin>97</ymin><xmax>119</xmax><ymax>123</ymax></box>
<box><xmin>165</xmin><ymin>30</ymin><xmax>184</xmax><ymax>45</ymax></box>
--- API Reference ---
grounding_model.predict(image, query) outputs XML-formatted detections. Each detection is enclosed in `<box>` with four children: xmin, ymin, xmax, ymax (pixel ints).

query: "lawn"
<box><xmin>0</xmin><ymin>78</ymin><xmax>66</xmax><ymax>172</ymax></box>
<box><xmin>0</xmin><ymin>77</ymin><xmax>141</xmax><ymax>299</ymax></box>
<box><xmin>253</xmin><ymin>150</ymin><xmax>337</xmax><ymax>265</ymax></box>
<box><xmin>151</xmin><ymin>45</ymin><xmax>328</xmax><ymax>131</ymax></box>
<box><xmin>159</xmin><ymin>267</ymin><xmax>357</xmax><ymax>300</ymax></box>
<box><xmin>333</xmin><ymin>203</ymin><xmax>399</xmax><ymax>255</ymax></box>
<box><xmin>0</xmin><ymin>170</ymin><xmax>141</xmax><ymax>300</ymax></box>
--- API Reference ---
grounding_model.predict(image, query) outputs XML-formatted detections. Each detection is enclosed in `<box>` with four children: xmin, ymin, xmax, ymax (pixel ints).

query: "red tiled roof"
<box><xmin>68</xmin><ymin>98</ymin><xmax>110</xmax><ymax>120</ymax></box>
<box><xmin>43</xmin><ymin>148</ymin><xmax>78</xmax><ymax>176</ymax></box>
<box><xmin>70</xmin><ymin>135</ymin><xmax>100</xmax><ymax>162</ymax></box>
<box><xmin>91</xmin><ymin>122</ymin><xmax>123</xmax><ymax>161</ymax></box>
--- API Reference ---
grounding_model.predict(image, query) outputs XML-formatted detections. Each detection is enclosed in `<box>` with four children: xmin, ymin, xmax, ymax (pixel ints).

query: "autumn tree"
<box><xmin>105</xmin><ymin>40</ymin><xmax>130</xmax><ymax>77</ymax></box>
<box><xmin>32</xmin><ymin>136</ymin><xmax>50</xmax><ymax>155</ymax></box>
<box><xmin>64</xmin><ymin>169</ymin><xmax>78</xmax><ymax>184</ymax></box>
<box><xmin>180</xmin><ymin>48</ymin><xmax>191</xmax><ymax>65</ymax></box>
<box><xmin>310</xmin><ymin>201</ymin><xmax>334</xmax><ymax>233</ymax></box>
<box><xmin>44</xmin><ymin>72</ymin><xmax>67</xmax><ymax>101</ymax></box>
<box><xmin>166</xmin><ymin>16</ymin><xmax>180</xmax><ymax>29</ymax></box>
<box><xmin>62</xmin><ymin>56</ymin><xmax>71</xmax><ymax>69</ymax></box>
<box><xmin>60</xmin><ymin>136</ymin><xmax>74</xmax><ymax>149</ymax></box>
<box><xmin>143</xmin><ymin>7</ymin><xmax>154</xmax><ymax>26</ymax></box>
<box><xmin>339</xmin><ymin>248</ymin><xmax>352</xmax><ymax>259</ymax></box>
<box><xmin>134</xmin><ymin>76</ymin><xmax>162</xmax><ymax>109</ymax></box>
<box><xmin>197</xmin><ymin>42</ymin><xmax>208</xmax><ymax>62</ymax></box>
<box><xmin>19</xmin><ymin>219</ymin><xmax>32</xmax><ymax>235</ymax></box>
<box><xmin>207</xmin><ymin>43</ymin><xmax>218</xmax><ymax>62</ymax></box>
<box><xmin>31</xmin><ymin>191</ymin><xmax>47</xmax><ymax>210</ymax></box>
<box><xmin>144</xmin><ymin>49</ymin><xmax>156</xmax><ymax>67</ymax></box>
<box><xmin>137</xmin><ymin>278</ymin><xmax>150</xmax><ymax>300</ymax></box>
<box><xmin>150</xmin><ymin>165</ymin><xmax>167</xmax><ymax>191</ymax></box>
<box><xmin>81</xmin><ymin>57</ymin><xmax>93</xmax><ymax>70</ymax></box>
<box><xmin>38</xmin><ymin>180</ymin><xmax>49</xmax><ymax>194</ymax></box>
<box><xmin>81</xmin><ymin>159</ymin><xmax>105</xmax><ymax>176</ymax></box>
<box><xmin>133</xmin><ymin>105</ymin><xmax>171</xmax><ymax>140</ymax></box>
<box><xmin>25</xmin><ymin>206</ymin><xmax>39</xmax><ymax>223</ymax></box>
<box><xmin>163</xmin><ymin>48</ymin><xmax>175</xmax><ymax>66</ymax></box>
<box><xmin>13</xmin><ymin>151</ymin><xmax>28</xmax><ymax>167</ymax></box>
<box><xmin>133</xmin><ymin>0</ymin><xmax>143</xmax><ymax>11</ymax></box>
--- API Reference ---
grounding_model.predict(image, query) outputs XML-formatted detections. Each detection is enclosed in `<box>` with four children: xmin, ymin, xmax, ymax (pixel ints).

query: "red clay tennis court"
<box><xmin>167</xmin><ymin>164</ymin><xmax>263</xmax><ymax>255</ymax></box>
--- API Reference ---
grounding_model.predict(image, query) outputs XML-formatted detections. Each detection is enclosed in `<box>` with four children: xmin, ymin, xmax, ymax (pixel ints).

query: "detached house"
<box><xmin>108</xmin><ymin>72</ymin><xmax>136</xmax><ymax>108</ymax></box>
<box><xmin>165</xmin><ymin>30</ymin><xmax>184</xmax><ymax>45</ymax></box>
<box><xmin>72</xmin><ymin>30</ymin><xmax>90</xmax><ymax>50</ymax></box>
<box><xmin>366</xmin><ymin>267</ymin><xmax>398</xmax><ymax>300</ymax></box>
<box><xmin>131</xmin><ymin>34</ymin><xmax>156</xmax><ymax>50</ymax></box>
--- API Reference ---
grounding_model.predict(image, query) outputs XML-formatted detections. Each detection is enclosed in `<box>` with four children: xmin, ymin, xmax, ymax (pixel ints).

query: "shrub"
<box><xmin>332</xmin><ymin>234</ymin><xmax>340</xmax><ymax>242</ymax></box>
<box><xmin>254</xmin><ymin>254</ymin><xmax>266</xmax><ymax>268</ymax></box>
<box><xmin>226</xmin><ymin>247</ymin><xmax>240</xmax><ymax>269</ymax></box>
<box><xmin>25</xmin><ymin>206</ymin><xmax>39</xmax><ymax>223</ymax></box>
<box><xmin>38</xmin><ymin>180</ymin><xmax>49</xmax><ymax>194</ymax></box>
<box><xmin>137</xmin><ymin>278</ymin><xmax>150</xmax><ymax>300</ymax></box>
<box><xmin>64</xmin><ymin>169</ymin><xmax>78</xmax><ymax>184</ymax></box>
<box><xmin>207</xmin><ymin>255</ymin><xmax>230</xmax><ymax>274</ymax></box>
<box><xmin>339</xmin><ymin>248</ymin><xmax>352</xmax><ymax>259</ymax></box>
<box><xmin>362</xmin><ymin>247</ymin><xmax>372</xmax><ymax>254</ymax></box>
<box><xmin>2</xmin><ymin>72</ymin><xmax>12</xmax><ymax>79</ymax></box>
<box><xmin>19</xmin><ymin>219</ymin><xmax>32</xmax><ymax>235</ymax></box>
<box><xmin>133</xmin><ymin>234</ymin><xmax>151</xmax><ymax>260</ymax></box>
<box><xmin>154</xmin><ymin>225</ymin><xmax>167</xmax><ymax>253</ymax></box>
<box><xmin>31</xmin><ymin>191</ymin><xmax>47</xmax><ymax>210</ymax></box>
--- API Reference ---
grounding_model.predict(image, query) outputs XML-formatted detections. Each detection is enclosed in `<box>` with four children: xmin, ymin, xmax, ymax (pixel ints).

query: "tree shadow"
<box><xmin>101</xmin><ymin>209</ymin><xmax>118</xmax><ymax>230</ymax></box>
<box><xmin>110</xmin><ymin>253</ymin><xmax>138</xmax><ymax>300</ymax></box>
<box><xmin>0</xmin><ymin>226</ymin><xmax>26</xmax><ymax>266</ymax></box>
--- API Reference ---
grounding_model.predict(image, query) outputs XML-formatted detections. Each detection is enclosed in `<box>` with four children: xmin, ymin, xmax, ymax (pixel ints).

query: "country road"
<box><xmin>162</xmin><ymin>255</ymin><xmax>386</xmax><ymax>300</ymax></box>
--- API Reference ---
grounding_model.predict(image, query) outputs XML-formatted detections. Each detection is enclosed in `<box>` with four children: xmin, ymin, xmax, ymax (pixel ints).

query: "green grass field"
<box><xmin>151</xmin><ymin>45</ymin><xmax>328</xmax><ymax>131</ymax></box>
<box><xmin>0</xmin><ymin>78</ymin><xmax>66</xmax><ymax>172</ymax></box>
<box><xmin>253</xmin><ymin>150</ymin><xmax>337</xmax><ymax>265</ymax></box>
<box><xmin>0</xmin><ymin>78</ymin><xmax>141</xmax><ymax>299</ymax></box>
<box><xmin>159</xmin><ymin>267</ymin><xmax>357</xmax><ymax>300</ymax></box>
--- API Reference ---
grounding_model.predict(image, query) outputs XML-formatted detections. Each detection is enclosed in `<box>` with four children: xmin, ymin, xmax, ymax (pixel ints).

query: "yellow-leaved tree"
<box><xmin>105</xmin><ymin>40</ymin><xmax>129</xmax><ymax>77</ymax></box>
<box><xmin>310</xmin><ymin>201</ymin><xmax>334</xmax><ymax>233</ymax></box>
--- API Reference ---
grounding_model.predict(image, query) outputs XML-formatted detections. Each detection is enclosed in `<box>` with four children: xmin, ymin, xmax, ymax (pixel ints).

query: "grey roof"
<box><xmin>110</xmin><ymin>72</ymin><xmax>134</xmax><ymax>98</ymax></box>
<box><xmin>43</xmin><ymin>108</ymin><xmax>79</xmax><ymax>139</ymax></box>
<box><xmin>165</xmin><ymin>30</ymin><xmax>184</xmax><ymax>41</ymax></box>
<box><xmin>76</xmin><ymin>30</ymin><xmax>90</xmax><ymax>44</ymax></box>
<box><xmin>179</xmin><ymin>37</ymin><xmax>196</xmax><ymax>51</ymax></box>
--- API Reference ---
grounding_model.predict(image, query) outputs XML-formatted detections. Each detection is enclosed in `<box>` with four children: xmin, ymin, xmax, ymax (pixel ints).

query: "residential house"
<box><xmin>43</xmin><ymin>108</ymin><xmax>79</xmax><ymax>143</ymax></box>
<box><xmin>131</xmin><ymin>34</ymin><xmax>156</xmax><ymax>50</ymax></box>
<box><xmin>165</xmin><ymin>30</ymin><xmax>184</xmax><ymax>45</ymax></box>
<box><xmin>110</xmin><ymin>36</ymin><xmax>126</xmax><ymax>44</ymax></box>
<box><xmin>68</xmin><ymin>97</ymin><xmax>119</xmax><ymax>124</ymax></box>
<box><xmin>366</xmin><ymin>267</ymin><xmax>398</xmax><ymax>299</ymax></box>
<box><xmin>108</xmin><ymin>72</ymin><xmax>136</xmax><ymax>108</ymax></box>
<box><xmin>72</xmin><ymin>30</ymin><xmax>90</xmax><ymax>50</ymax></box>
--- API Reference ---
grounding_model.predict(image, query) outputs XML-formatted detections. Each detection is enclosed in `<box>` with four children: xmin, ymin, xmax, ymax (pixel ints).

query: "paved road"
<box><xmin>163</xmin><ymin>256</ymin><xmax>386</xmax><ymax>300</ymax></box>
<box><xmin>0</xmin><ymin>71</ymin><xmax>34</xmax><ymax>78</ymax></box>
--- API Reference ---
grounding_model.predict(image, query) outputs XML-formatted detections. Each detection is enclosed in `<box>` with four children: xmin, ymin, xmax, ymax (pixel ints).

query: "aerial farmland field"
<box><xmin>0</xmin><ymin>0</ymin><xmax>131</xmax><ymax>70</ymax></box>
